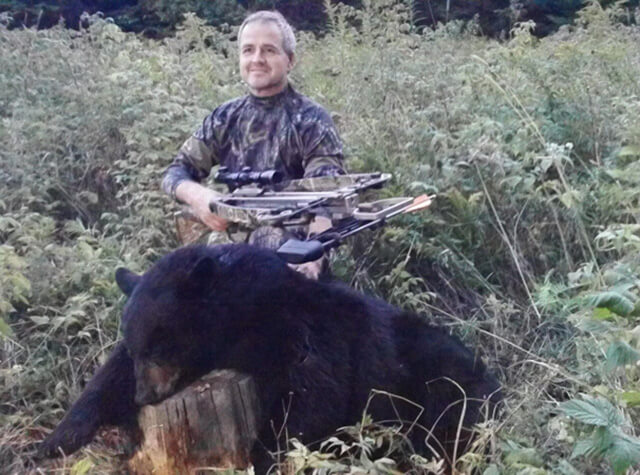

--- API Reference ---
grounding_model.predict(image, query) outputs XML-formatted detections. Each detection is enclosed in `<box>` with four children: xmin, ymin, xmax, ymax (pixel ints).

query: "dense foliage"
<box><xmin>1</xmin><ymin>1</ymin><xmax>640</xmax><ymax>473</ymax></box>
<box><xmin>1</xmin><ymin>0</ymin><xmax>639</xmax><ymax>37</ymax></box>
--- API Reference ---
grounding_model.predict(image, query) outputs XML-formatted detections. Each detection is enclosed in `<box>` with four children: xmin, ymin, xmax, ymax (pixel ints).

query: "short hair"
<box><xmin>238</xmin><ymin>10</ymin><xmax>296</xmax><ymax>58</ymax></box>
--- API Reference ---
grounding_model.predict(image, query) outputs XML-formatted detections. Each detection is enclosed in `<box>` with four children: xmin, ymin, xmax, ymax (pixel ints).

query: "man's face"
<box><xmin>239</xmin><ymin>21</ymin><xmax>293</xmax><ymax>97</ymax></box>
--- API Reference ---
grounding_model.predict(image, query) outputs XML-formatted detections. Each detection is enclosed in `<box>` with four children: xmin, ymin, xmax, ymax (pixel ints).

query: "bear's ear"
<box><xmin>115</xmin><ymin>267</ymin><xmax>142</xmax><ymax>296</ymax></box>
<box><xmin>188</xmin><ymin>256</ymin><xmax>219</xmax><ymax>283</ymax></box>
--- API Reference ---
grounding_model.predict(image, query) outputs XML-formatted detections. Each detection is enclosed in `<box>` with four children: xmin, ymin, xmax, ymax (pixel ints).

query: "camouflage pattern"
<box><xmin>176</xmin><ymin>212</ymin><xmax>304</xmax><ymax>248</ymax></box>
<box><xmin>172</xmin><ymin>173</ymin><xmax>418</xmax><ymax>267</ymax></box>
<box><xmin>206</xmin><ymin>173</ymin><xmax>392</xmax><ymax>226</ymax></box>
<box><xmin>208</xmin><ymin>200</ymin><xmax>293</xmax><ymax>227</ymax></box>
<box><xmin>162</xmin><ymin>85</ymin><xmax>345</xmax><ymax>199</ymax></box>
<box><xmin>280</xmin><ymin>172</ymin><xmax>390</xmax><ymax>192</ymax></box>
<box><xmin>173</xmin><ymin>173</ymin><xmax>392</xmax><ymax>247</ymax></box>
<box><xmin>247</xmin><ymin>225</ymin><xmax>305</xmax><ymax>250</ymax></box>
<box><xmin>174</xmin><ymin>209</ymin><xmax>211</xmax><ymax>245</ymax></box>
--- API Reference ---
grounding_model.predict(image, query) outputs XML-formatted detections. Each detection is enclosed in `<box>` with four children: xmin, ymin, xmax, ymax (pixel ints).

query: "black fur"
<box><xmin>40</xmin><ymin>244</ymin><xmax>501</xmax><ymax>472</ymax></box>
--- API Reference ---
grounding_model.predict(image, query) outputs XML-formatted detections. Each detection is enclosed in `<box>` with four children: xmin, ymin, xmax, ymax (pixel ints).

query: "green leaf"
<box><xmin>559</xmin><ymin>189</ymin><xmax>581</xmax><ymax>209</ymax></box>
<box><xmin>78</xmin><ymin>191</ymin><xmax>99</xmax><ymax>205</ymax></box>
<box><xmin>620</xmin><ymin>391</ymin><xmax>640</xmax><ymax>407</ymax></box>
<box><xmin>483</xmin><ymin>464</ymin><xmax>501</xmax><ymax>475</ymax></box>
<box><xmin>70</xmin><ymin>457</ymin><xmax>94</xmax><ymax>475</ymax></box>
<box><xmin>447</xmin><ymin>188</ymin><xmax>468</xmax><ymax>213</ymax></box>
<box><xmin>592</xmin><ymin>307</ymin><xmax>614</xmax><ymax>320</ymax></box>
<box><xmin>571</xmin><ymin>438</ymin><xmax>600</xmax><ymax>459</ymax></box>
<box><xmin>617</xmin><ymin>145</ymin><xmax>640</xmax><ymax>165</ymax></box>
<box><xmin>589</xmin><ymin>291</ymin><xmax>635</xmax><ymax>317</ymax></box>
<box><xmin>555</xmin><ymin>459</ymin><xmax>582</xmax><ymax>475</ymax></box>
<box><xmin>0</xmin><ymin>317</ymin><xmax>14</xmax><ymax>339</ymax></box>
<box><xmin>607</xmin><ymin>431</ymin><xmax>640</xmax><ymax>475</ymax></box>
<box><xmin>618</xmin><ymin>145</ymin><xmax>640</xmax><ymax>157</ymax></box>
<box><xmin>560</xmin><ymin>395</ymin><xmax>623</xmax><ymax>427</ymax></box>
<box><xmin>29</xmin><ymin>316</ymin><xmax>50</xmax><ymax>325</ymax></box>
<box><xmin>605</xmin><ymin>341</ymin><xmax>640</xmax><ymax>370</ymax></box>
<box><xmin>504</xmin><ymin>447</ymin><xmax>544</xmax><ymax>468</ymax></box>
<box><xmin>409</xmin><ymin>181</ymin><xmax>437</xmax><ymax>194</ymax></box>
<box><xmin>574</xmin><ymin>316</ymin><xmax>611</xmax><ymax>333</ymax></box>
<box><xmin>514</xmin><ymin>469</ymin><xmax>547</xmax><ymax>475</ymax></box>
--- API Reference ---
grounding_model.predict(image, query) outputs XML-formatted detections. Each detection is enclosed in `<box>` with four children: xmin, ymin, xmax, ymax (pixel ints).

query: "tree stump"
<box><xmin>128</xmin><ymin>370</ymin><xmax>261</xmax><ymax>474</ymax></box>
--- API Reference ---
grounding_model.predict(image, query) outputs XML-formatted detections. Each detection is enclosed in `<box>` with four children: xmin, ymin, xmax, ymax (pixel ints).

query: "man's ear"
<box><xmin>115</xmin><ymin>268</ymin><xmax>141</xmax><ymax>296</ymax></box>
<box><xmin>288</xmin><ymin>53</ymin><xmax>296</xmax><ymax>71</ymax></box>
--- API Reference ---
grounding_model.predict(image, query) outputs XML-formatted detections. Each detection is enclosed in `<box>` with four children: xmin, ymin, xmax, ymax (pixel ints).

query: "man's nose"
<box><xmin>250</xmin><ymin>49</ymin><xmax>265</xmax><ymax>62</ymax></box>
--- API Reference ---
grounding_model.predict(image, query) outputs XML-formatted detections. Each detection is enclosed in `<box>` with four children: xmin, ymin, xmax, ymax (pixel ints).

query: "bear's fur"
<box><xmin>40</xmin><ymin>244</ymin><xmax>501</xmax><ymax>472</ymax></box>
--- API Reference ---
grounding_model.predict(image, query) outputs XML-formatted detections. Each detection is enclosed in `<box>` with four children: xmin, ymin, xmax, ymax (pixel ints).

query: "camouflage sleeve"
<box><xmin>301</xmin><ymin>108</ymin><xmax>346</xmax><ymax>178</ymax></box>
<box><xmin>161</xmin><ymin>111</ymin><xmax>221</xmax><ymax>199</ymax></box>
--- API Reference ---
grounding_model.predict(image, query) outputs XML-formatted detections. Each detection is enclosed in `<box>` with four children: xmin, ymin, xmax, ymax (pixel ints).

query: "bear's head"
<box><xmin>115</xmin><ymin>244</ymin><xmax>302</xmax><ymax>405</ymax></box>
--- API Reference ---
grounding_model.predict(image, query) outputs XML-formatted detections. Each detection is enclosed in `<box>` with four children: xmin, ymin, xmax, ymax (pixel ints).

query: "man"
<box><xmin>162</xmin><ymin>10</ymin><xmax>345</xmax><ymax>278</ymax></box>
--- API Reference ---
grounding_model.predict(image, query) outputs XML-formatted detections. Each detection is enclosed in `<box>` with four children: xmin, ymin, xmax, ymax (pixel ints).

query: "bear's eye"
<box><xmin>150</xmin><ymin>345</ymin><xmax>169</xmax><ymax>358</ymax></box>
<box><xmin>135</xmin><ymin>326</ymin><xmax>175</xmax><ymax>360</ymax></box>
<box><xmin>137</xmin><ymin>344</ymin><xmax>166</xmax><ymax>359</ymax></box>
<box><xmin>150</xmin><ymin>326</ymin><xmax>172</xmax><ymax>345</ymax></box>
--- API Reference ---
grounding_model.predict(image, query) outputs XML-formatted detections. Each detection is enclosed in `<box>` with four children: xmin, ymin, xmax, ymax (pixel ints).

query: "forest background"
<box><xmin>2</xmin><ymin>0</ymin><xmax>640</xmax><ymax>474</ymax></box>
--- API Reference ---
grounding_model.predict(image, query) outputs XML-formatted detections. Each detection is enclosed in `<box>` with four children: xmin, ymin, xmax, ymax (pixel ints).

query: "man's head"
<box><xmin>238</xmin><ymin>11</ymin><xmax>296</xmax><ymax>98</ymax></box>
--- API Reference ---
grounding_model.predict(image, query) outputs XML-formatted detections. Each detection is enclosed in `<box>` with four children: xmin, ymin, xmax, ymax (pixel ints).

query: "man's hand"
<box><xmin>289</xmin><ymin>258</ymin><xmax>324</xmax><ymax>280</ymax></box>
<box><xmin>175</xmin><ymin>181</ymin><xmax>228</xmax><ymax>232</ymax></box>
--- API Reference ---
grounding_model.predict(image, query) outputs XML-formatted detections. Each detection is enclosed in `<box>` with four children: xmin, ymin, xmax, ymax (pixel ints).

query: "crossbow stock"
<box><xmin>175</xmin><ymin>167</ymin><xmax>433</xmax><ymax>264</ymax></box>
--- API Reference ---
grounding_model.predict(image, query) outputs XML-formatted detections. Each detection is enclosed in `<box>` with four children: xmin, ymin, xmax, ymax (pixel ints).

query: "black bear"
<box><xmin>40</xmin><ymin>244</ymin><xmax>501</xmax><ymax>472</ymax></box>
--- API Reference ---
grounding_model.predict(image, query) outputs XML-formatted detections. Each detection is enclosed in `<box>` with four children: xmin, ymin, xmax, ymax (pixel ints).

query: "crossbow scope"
<box><xmin>215</xmin><ymin>166</ymin><xmax>283</xmax><ymax>191</ymax></box>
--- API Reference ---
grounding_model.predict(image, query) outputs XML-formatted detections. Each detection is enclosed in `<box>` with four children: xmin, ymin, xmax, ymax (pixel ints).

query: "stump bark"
<box><xmin>128</xmin><ymin>370</ymin><xmax>261</xmax><ymax>474</ymax></box>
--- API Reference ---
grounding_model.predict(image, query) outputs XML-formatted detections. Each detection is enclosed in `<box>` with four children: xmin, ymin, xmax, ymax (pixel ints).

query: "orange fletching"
<box><xmin>402</xmin><ymin>194</ymin><xmax>434</xmax><ymax>214</ymax></box>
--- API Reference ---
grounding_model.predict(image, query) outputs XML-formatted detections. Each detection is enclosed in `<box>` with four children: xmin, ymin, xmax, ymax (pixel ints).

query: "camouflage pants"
<box><xmin>206</xmin><ymin>225</ymin><xmax>305</xmax><ymax>252</ymax></box>
<box><xmin>174</xmin><ymin>210</ymin><xmax>304</xmax><ymax>251</ymax></box>
<box><xmin>177</xmin><ymin>217</ymin><xmax>328</xmax><ymax>279</ymax></box>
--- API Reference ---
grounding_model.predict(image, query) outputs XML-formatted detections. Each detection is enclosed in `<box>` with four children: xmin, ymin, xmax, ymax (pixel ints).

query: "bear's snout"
<box><xmin>134</xmin><ymin>360</ymin><xmax>181</xmax><ymax>405</ymax></box>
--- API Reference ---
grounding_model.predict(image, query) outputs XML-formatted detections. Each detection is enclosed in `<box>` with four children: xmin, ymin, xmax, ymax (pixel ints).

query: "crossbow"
<box><xmin>175</xmin><ymin>166</ymin><xmax>433</xmax><ymax>263</ymax></box>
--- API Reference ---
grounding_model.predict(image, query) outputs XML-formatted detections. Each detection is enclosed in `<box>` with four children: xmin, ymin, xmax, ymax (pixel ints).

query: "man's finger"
<box><xmin>203</xmin><ymin>214</ymin><xmax>228</xmax><ymax>232</ymax></box>
<box><xmin>289</xmin><ymin>260</ymin><xmax>322</xmax><ymax>280</ymax></box>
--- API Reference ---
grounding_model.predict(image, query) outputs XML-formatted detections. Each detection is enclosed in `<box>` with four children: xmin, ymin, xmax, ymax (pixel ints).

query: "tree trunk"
<box><xmin>128</xmin><ymin>369</ymin><xmax>261</xmax><ymax>474</ymax></box>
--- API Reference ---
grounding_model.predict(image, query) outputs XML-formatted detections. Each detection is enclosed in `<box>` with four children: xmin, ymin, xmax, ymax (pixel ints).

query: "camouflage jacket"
<box><xmin>162</xmin><ymin>85</ymin><xmax>345</xmax><ymax>198</ymax></box>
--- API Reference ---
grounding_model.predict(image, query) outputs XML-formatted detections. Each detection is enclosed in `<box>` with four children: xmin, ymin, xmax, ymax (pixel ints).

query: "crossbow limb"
<box><xmin>276</xmin><ymin>193</ymin><xmax>433</xmax><ymax>263</ymax></box>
